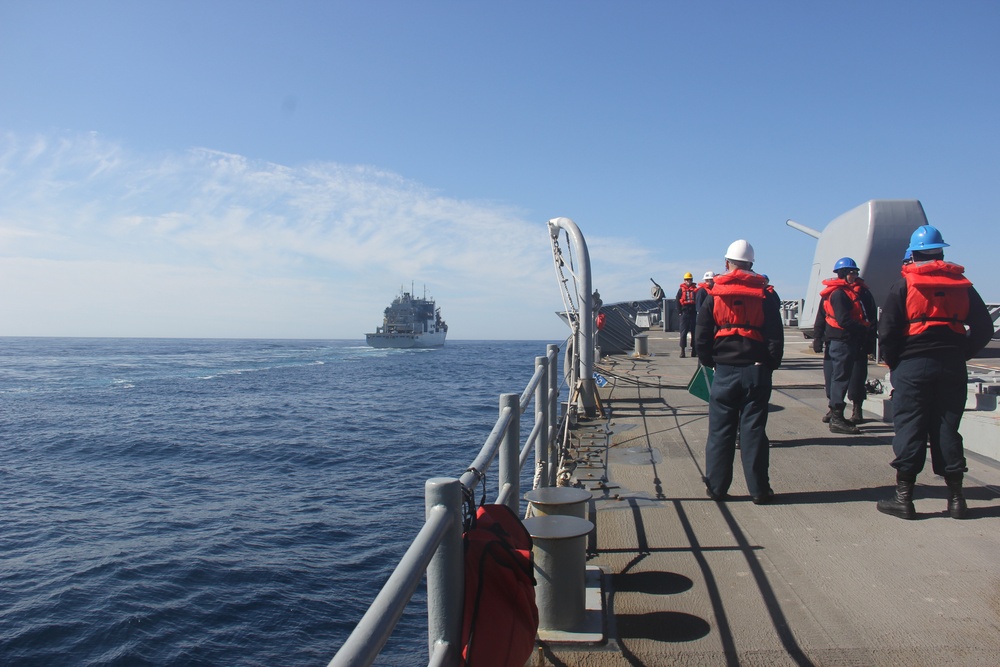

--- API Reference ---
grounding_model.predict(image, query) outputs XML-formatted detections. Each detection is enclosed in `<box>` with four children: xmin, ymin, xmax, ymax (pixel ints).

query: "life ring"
<box><xmin>596</xmin><ymin>313</ymin><xmax>606</xmax><ymax>330</ymax></box>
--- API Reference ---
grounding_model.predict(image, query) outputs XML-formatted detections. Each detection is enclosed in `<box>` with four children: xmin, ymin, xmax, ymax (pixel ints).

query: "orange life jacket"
<box><xmin>710</xmin><ymin>270</ymin><xmax>767</xmax><ymax>342</ymax></box>
<box><xmin>678</xmin><ymin>282</ymin><xmax>697</xmax><ymax>306</ymax></box>
<box><xmin>696</xmin><ymin>281</ymin><xmax>713</xmax><ymax>292</ymax></box>
<box><xmin>902</xmin><ymin>260</ymin><xmax>971</xmax><ymax>336</ymax></box>
<box><xmin>852</xmin><ymin>278</ymin><xmax>876</xmax><ymax>321</ymax></box>
<box><xmin>820</xmin><ymin>278</ymin><xmax>868</xmax><ymax>330</ymax></box>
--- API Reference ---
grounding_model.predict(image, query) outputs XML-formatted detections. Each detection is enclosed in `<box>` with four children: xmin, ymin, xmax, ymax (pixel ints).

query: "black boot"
<box><xmin>822</xmin><ymin>408</ymin><xmax>833</xmax><ymax>423</ymax></box>
<box><xmin>851</xmin><ymin>401</ymin><xmax>864</xmax><ymax>424</ymax></box>
<box><xmin>877</xmin><ymin>472</ymin><xmax>917</xmax><ymax>520</ymax></box>
<box><xmin>829</xmin><ymin>405</ymin><xmax>860</xmax><ymax>434</ymax></box>
<box><xmin>679</xmin><ymin>348</ymin><xmax>686</xmax><ymax>358</ymax></box>
<box><xmin>944</xmin><ymin>473</ymin><xmax>968</xmax><ymax>519</ymax></box>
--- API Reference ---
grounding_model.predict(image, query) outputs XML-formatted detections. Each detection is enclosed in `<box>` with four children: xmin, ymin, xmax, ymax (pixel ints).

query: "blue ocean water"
<box><xmin>0</xmin><ymin>338</ymin><xmax>561</xmax><ymax>666</ymax></box>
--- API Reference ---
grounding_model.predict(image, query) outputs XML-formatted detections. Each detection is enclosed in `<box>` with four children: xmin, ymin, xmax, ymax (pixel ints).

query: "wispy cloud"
<box><xmin>0</xmin><ymin>131</ymin><xmax>660</xmax><ymax>339</ymax></box>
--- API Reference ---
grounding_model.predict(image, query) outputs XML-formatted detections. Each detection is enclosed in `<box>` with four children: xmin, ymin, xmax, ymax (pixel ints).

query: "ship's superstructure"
<box><xmin>365</xmin><ymin>286</ymin><xmax>447</xmax><ymax>349</ymax></box>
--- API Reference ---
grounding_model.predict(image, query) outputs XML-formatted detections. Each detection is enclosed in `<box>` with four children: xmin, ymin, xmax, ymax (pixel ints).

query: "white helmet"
<box><xmin>703</xmin><ymin>271</ymin><xmax>715</xmax><ymax>281</ymax></box>
<box><xmin>725</xmin><ymin>239</ymin><xmax>754</xmax><ymax>263</ymax></box>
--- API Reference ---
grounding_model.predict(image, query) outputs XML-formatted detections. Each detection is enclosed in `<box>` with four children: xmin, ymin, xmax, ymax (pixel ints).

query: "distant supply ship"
<box><xmin>365</xmin><ymin>285</ymin><xmax>448</xmax><ymax>349</ymax></box>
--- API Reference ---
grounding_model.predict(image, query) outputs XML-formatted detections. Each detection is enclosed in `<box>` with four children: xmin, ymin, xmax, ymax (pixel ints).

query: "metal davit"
<box><xmin>547</xmin><ymin>216</ymin><xmax>599</xmax><ymax>418</ymax></box>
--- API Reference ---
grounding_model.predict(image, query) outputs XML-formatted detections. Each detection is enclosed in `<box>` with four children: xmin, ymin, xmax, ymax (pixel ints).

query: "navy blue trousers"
<box><xmin>848</xmin><ymin>353</ymin><xmax>868</xmax><ymax>403</ymax></box>
<box><xmin>679</xmin><ymin>310</ymin><xmax>696</xmax><ymax>350</ymax></box>
<box><xmin>827</xmin><ymin>339</ymin><xmax>857</xmax><ymax>409</ymax></box>
<box><xmin>890</xmin><ymin>355</ymin><xmax>968</xmax><ymax>477</ymax></box>
<box><xmin>824</xmin><ymin>344</ymin><xmax>868</xmax><ymax>403</ymax></box>
<box><xmin>705</xmin><ymin>363</ymin><xmax>773</xmax><ymax>497</ymax></box>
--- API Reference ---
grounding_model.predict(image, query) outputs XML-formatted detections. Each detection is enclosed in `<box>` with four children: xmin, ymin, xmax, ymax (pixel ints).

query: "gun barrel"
<box><xmin>786</xmin><ymin>219</ymin><xmax>822</xmax><ymax>239</ymax></box>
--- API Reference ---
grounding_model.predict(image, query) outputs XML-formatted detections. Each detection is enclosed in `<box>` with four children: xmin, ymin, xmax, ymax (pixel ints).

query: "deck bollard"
<box><xmin>634</xmin><ymin>333</ymin><xmax>649</xmax><ymax>357</ymax></box>
<box><xmin>524</xmin><ymin>487</ymin><xmax>591</xmax><ymax>520</ymax></box>
<box><xmin>521</xmin><ymin>515</ymin><xmax>594</xmax><ymax>632</ymax></box>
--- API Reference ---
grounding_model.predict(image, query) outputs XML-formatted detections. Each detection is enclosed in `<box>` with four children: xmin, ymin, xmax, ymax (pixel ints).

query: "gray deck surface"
<box><xmin>540</xmin><ymin>330</ymin><xmax>1000</xmax><ymax>667</ymax></box>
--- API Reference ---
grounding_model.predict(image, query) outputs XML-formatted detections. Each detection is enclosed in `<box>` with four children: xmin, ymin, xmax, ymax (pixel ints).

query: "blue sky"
<box><xmin>1</xmin><ymin>1</ymin><xmax>997</xmax><ymax>340</ymax></box>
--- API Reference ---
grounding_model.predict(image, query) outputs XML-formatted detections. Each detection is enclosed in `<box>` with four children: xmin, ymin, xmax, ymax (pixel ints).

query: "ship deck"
<box><xmin>543</xmin><ymin>329</ymin><xmax>1000</xmax><ymax>667</ymax></box>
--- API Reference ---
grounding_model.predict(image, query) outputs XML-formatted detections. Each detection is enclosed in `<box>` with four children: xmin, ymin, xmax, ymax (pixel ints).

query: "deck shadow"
<box><xmin>776</xmin><ymin>357</ymin><xmax>826</xmax><ymax>369</ymax></box>
<box><xmin>770</xmin><ymin>484</ymin><xmax>999</xmax><ymax>506</ymax></box>
<box><xmin>607</xmin><ymin>397</ymin><xmax>669</xmax><ymax>407</ymax></box>
<box><xmin>612</xmin><ymin>571</ymin><xmax>693</xmax><ymax>595</ymax></box>
<box><xmin>616</xmin><ymin>611</ymin><xmax>711</xmax><ymax>643</ymax></box>
<box><xmin>610</xmin><ymin>409</ymin><xmax>682</xmax><ymax>419</ymax></box>
<box><xmin>960</xmin><ymin>505</ymin><xmax>1000</xmax><ymax>518</ymax></box>
<box><xmin>770</xmin><ymin>435</ymin><xmax>890</xmax><ymax>448</ymax></box>
<box><xmin>769</xmin><ymin>486</ymin><xmax>886</xmax><ymax>504</ymax></box>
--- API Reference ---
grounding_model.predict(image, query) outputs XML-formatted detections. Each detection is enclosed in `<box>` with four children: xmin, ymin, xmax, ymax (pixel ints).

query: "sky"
<box><xmin>1</xmin><ymin>1</ymin><xmax>997</xmax><ymax>341</ymax></box>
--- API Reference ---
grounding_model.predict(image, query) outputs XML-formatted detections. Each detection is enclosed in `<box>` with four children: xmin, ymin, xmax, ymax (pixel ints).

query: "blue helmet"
<box><xmin>902</xmin><ymin>249</ymin><xmax>913</xmax><ymax>263</ymax></box>
<box><xmin>833</xmin><ymin>257</ymin><xmax>859</xmax><ymax>272</ymax></box>
<box><xmin>906</xmin><ymin>225</ymin><xmax>949</xmax><ymax>252</ymax></box>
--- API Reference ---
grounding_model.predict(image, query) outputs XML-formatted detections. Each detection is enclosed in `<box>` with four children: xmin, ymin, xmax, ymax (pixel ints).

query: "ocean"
<box><xmin>0</xmin><ymin>338</ymin><xmax>562</xmax><ymax>666</ymax></box>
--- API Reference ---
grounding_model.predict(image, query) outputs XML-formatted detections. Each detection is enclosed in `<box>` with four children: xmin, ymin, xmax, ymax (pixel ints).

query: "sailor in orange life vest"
<box><xmin>695</xmin><ymin>240</ymin><xmax>784</xmax><ymax>504</ymax></box>
<box><xmin>676</xmin><ymin>272</ymin><xmax>698</xmax><ymax>358</ymax></box>
<box><xmin>876</xmin><ymin>225</ymin><xmax>993</xmax><ymax>520</ymax></box>
<box><xmin>691</xmin><ymin>271</ymin><xmax>716</xmax><ymax>357</ymax></box>
<box><xmin>695</xmin><ymin>271</ymin><xmax>715</xmax><ymax>313</ymax></box>
<box><xmin>812</xmin><ymin>267</ymin><xmax>879</xmax><ymax>427</ymax></box>
<box><xmin>815</xmin><ymin>257</ymin><xmax>868</xmax><ymax>434</ymax></box>
<box><xmin>850</xmin><ymin>275</ymin><xmax>878</xmax><ymax>420</ymax></box>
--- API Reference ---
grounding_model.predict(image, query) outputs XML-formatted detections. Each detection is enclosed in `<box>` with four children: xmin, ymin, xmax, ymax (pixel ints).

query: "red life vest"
<box><xmin>852</xmin><ymin>278</ymin><xmax>876</xmax><ymax>321</ymax></box>
<box><xmin>678</xmin><ymin>282</ymin><xmax>697</xmax><ymax>306</ymax></box>
<box><xmin>696</xmin><ymin>281</ymin><xmax>713</xmax><ymax>292</ymax></box>
<box><xmin>710</xmin><ymin>270</ymin><xmax>767</xmax><ymax>342</ymax></box>
<box><xmin>820</xmin><ymin>278</ymin><xmax>868</xmax><ymax>330</ymax></box>
<box><xmin>902</xmin><ymin>260</ymin><xmax>971</xmax><ymax>336</ymax></box>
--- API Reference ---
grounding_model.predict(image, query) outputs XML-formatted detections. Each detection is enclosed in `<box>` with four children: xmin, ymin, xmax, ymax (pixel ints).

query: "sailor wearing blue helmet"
<box><xmin>816</xmin><ymin>257</ymin><xmax>871</xmax><ymax>434</ymax></box>
<box><xmin>876</xmin><ymin>225</ymin><xmax>993</xmax><ymax>520</ymax></box>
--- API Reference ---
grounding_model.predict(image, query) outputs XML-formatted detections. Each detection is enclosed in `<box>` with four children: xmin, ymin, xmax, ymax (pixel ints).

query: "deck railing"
<box><xmin>328</xmin><ymin>343</ymin><xmax>562</xmax><ymax>667</ymax></box>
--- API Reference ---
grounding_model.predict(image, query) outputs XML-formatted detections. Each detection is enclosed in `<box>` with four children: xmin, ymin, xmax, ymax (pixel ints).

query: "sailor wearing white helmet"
<box><xmin>695</xmin><ymin>271</ymin><xmax>715</xmax><ymax>313</ymax></box>
<box><xmin>695</xmin><ymin>239</ymin><xmax>784</xmax><ymax>504</ymax></box>
<box><xmin>692</xmin><ymin>271</ymin><xmax>717</xmax><ymax>356</ymax></box>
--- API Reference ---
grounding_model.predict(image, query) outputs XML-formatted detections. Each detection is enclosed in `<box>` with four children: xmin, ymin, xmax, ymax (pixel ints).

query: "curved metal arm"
<box><xmin>547</xmin><ymin>217</ymin><xmax>597</xmax><ymax>416</ymax></box>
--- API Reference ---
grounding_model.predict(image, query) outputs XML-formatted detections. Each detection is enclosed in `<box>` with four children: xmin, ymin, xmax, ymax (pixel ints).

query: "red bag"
<box><xmin>461</xmin><ymin>504</ymin><xmax>538</xmax><ymax>667</ymax></box>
